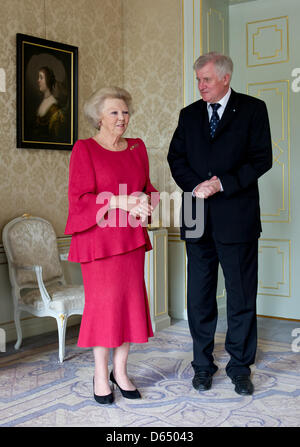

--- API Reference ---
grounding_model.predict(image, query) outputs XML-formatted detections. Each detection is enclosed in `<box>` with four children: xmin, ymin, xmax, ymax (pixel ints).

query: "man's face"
<box><xmin>196</xmin><ymin>62</ymin><xmax>230</xmax><ymax>103</ymax></box>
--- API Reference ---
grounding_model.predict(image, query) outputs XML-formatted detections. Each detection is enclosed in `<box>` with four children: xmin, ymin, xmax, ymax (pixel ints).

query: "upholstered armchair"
<box><xmin>2</xmin><ymin>215</ymin><xmax>84</xmax><ymax>363</ymax></box>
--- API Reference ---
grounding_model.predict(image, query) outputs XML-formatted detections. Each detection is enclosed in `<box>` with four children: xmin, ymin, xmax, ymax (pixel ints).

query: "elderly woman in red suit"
<box><xmin>65</xmin><ymin>87</ymin><xmax>159</xmax><ymax>405</ymax></box>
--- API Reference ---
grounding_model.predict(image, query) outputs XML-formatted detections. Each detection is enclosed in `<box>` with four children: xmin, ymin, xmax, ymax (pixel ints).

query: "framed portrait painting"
<box><xmin>16</xmin><ymin>33</ymin><xmax>78</xmax><ymax>150</ymax></box>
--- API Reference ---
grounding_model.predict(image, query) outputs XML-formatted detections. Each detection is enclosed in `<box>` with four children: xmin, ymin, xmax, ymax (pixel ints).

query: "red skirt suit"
<box><xmin>65</xmin><ymin>137</ymin><xmax>159</xmax><ymax>348</ymax></box>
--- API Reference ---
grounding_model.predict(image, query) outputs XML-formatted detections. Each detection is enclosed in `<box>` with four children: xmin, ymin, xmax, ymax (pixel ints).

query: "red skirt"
<box><xmin>78</xmin><ymin>245</ymin><xmax>153</xmax><ymax>348</ymax></box>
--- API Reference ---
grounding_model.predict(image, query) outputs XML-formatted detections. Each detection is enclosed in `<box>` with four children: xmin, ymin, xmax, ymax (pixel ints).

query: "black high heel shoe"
<box><xmin>93</xmin><ymin>377</ymin><xmax>114</xmax><ymax>405</ymax></box>
<box><xmin>110</xmin><ymin>371</ymin><xmax>141</xmax><ymax>399</ymax></box>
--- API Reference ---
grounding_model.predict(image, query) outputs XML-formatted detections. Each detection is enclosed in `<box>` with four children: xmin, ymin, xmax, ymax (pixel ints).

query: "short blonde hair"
<box><xmin>84</xmin><ymin>86</ymin><xmax>134</xmax><ymax>129</ymax></box>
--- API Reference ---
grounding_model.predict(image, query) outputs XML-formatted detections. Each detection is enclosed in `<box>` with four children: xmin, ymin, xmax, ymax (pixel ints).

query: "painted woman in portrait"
<box><xmin>33</xmin><ymin>66</ymin><xmax>66</xmax><ymax>141</ymax></box>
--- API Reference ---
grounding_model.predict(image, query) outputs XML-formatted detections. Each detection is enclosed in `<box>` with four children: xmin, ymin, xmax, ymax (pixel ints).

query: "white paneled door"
<box><xmin>229</xmin><ymin>0</ymin><xmax>300</xmax><ymax>319</ymax></box>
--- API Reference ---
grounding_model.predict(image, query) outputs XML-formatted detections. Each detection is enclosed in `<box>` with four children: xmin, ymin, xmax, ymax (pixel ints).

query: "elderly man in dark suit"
<box><xmin>167</xmin><ymin>52</ymin><xmax>272</xmax><ymax>395</ymax></box>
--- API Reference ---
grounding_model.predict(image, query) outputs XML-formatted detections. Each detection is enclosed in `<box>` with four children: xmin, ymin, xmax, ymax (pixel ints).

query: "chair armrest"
<box><xmin>12</xmin><ymin>263</ymin><xmax>51</xmax><ymax>306</ymax></box>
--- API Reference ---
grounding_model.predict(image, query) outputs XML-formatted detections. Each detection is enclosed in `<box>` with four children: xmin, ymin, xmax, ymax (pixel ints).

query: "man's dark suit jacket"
<box><xmin>167</xmin><ymin>89</ymin><xmax>273</xmax><ymax>244</ymax></box>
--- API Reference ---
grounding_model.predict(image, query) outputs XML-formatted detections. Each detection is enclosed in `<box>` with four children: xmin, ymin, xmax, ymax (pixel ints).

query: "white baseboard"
<box><xmin>153</xmin><ymin>314</ymin><xmax>171</xmax><ymax>332</ymax></box>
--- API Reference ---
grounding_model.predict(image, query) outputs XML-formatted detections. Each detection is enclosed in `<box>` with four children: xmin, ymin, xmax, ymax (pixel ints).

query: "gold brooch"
<box><xmin>130</xmin><ymin>143</ymin><xmax>139</xmax><ymax>151</ymax></box>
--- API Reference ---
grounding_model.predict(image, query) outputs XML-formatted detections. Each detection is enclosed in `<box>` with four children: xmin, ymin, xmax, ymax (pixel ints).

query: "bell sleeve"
<box><xmin>64</xmin><ymin>140</ymin><xmax>111</xmax><ymax>235</ymax></box>
<box><xmin>137</xmin><ymin>138</ymin><xmax>160</xmax><ymax>209</ymax></box>
<box><xmin>133</xmin><ymin>139</ymin><xmax>160</xmax><ymax>230</ymax></box>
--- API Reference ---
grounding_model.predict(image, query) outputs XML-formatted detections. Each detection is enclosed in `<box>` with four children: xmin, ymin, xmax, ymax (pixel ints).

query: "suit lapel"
<box><xmin>213</xmin><ymin>89</ymin><xmax>239</xmax><ymax>139</ymax></box>
<box><xmin>195</xmin><ymin>100</ymin><xmax>210</xmax><ymax>143</ymax></box>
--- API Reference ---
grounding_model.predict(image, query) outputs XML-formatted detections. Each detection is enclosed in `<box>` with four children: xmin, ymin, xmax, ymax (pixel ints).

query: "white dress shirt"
<box><xmin>207</xmin><ymin>87</ymin><xmax>231</xmax><ymax>121</ymax></box>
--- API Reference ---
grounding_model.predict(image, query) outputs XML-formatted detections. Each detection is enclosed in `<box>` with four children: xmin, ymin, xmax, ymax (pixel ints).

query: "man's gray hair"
<box><xmin>193</xmin><ymin>52</ymin><xmax>233</xmax><ymax>80</ymax></box>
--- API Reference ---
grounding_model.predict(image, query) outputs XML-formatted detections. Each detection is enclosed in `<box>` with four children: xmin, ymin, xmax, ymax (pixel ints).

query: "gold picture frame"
<box><xmin>16</xmin><ymin>33</ymin><xmax>78</xmax><ymax>150</ymax></box>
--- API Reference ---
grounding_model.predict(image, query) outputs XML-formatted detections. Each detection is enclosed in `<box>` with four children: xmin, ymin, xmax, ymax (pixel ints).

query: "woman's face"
<box><xmin>100</xmin><ymin>98</ymin><xmax>130</xmax><ymax>137</ymax></box>
<box><xmin>38</xmin><ymin>70</ymin><xmax>47</xmax><ymax>93</ymax></box>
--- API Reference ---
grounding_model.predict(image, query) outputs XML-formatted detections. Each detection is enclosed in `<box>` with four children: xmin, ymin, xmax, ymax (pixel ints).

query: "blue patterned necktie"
<box><xmin>209</xmin><ymin>103</ymin><xmax>221</xmax><ymax>138</ymax></box>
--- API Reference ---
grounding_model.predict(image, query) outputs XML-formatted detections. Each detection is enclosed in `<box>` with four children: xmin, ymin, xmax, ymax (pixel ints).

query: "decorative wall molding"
<box><xmin>246</xmin><ymin>16</ymin><xmax>289</xmax><ymax>67</ymax></box>
<box><xmin>182</xmin><ymin>0</ymin><xmax>202</xmax><ymax>106</ymax></box>
<box><xmin>207</xmin><ymin>7</ymin><xmax>225</xmax><ymax>54</ymax></box>
<box><xmin>258</xmin><ymin>239</ymin><xmax>291</xmax><ymax>298</ymax></box>
<box><xmin>182</xmin><ymin>0</ymin><xmax>229</xmax><ymax>107</ymax></box>
<box><xmin>146</xmin><ymin>229</ymin><xmax>170</xmax><ymax>331</ymax></box>
<box><xmin>248</xmin><ymin>80</ymin><xmax>290</xmax><ymax>223</ymax></box>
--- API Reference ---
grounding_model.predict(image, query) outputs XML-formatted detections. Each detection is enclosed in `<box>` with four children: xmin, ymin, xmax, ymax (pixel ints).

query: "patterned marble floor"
<box><xmin>0</xmin><ymin>317</ymin><xmax>299</xmax><ymax>427</ymax></box>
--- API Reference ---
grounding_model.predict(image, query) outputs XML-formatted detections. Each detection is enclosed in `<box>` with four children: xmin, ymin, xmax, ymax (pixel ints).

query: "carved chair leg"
<box><xmin>56</xmin><ymin>313</ymin><xmax>67</xmax><ymax>363</ymax></box>
<box><xmin>14</xmin><ymin>308</ymin><xmax>22</xmax><ymax>350</ymax></box>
